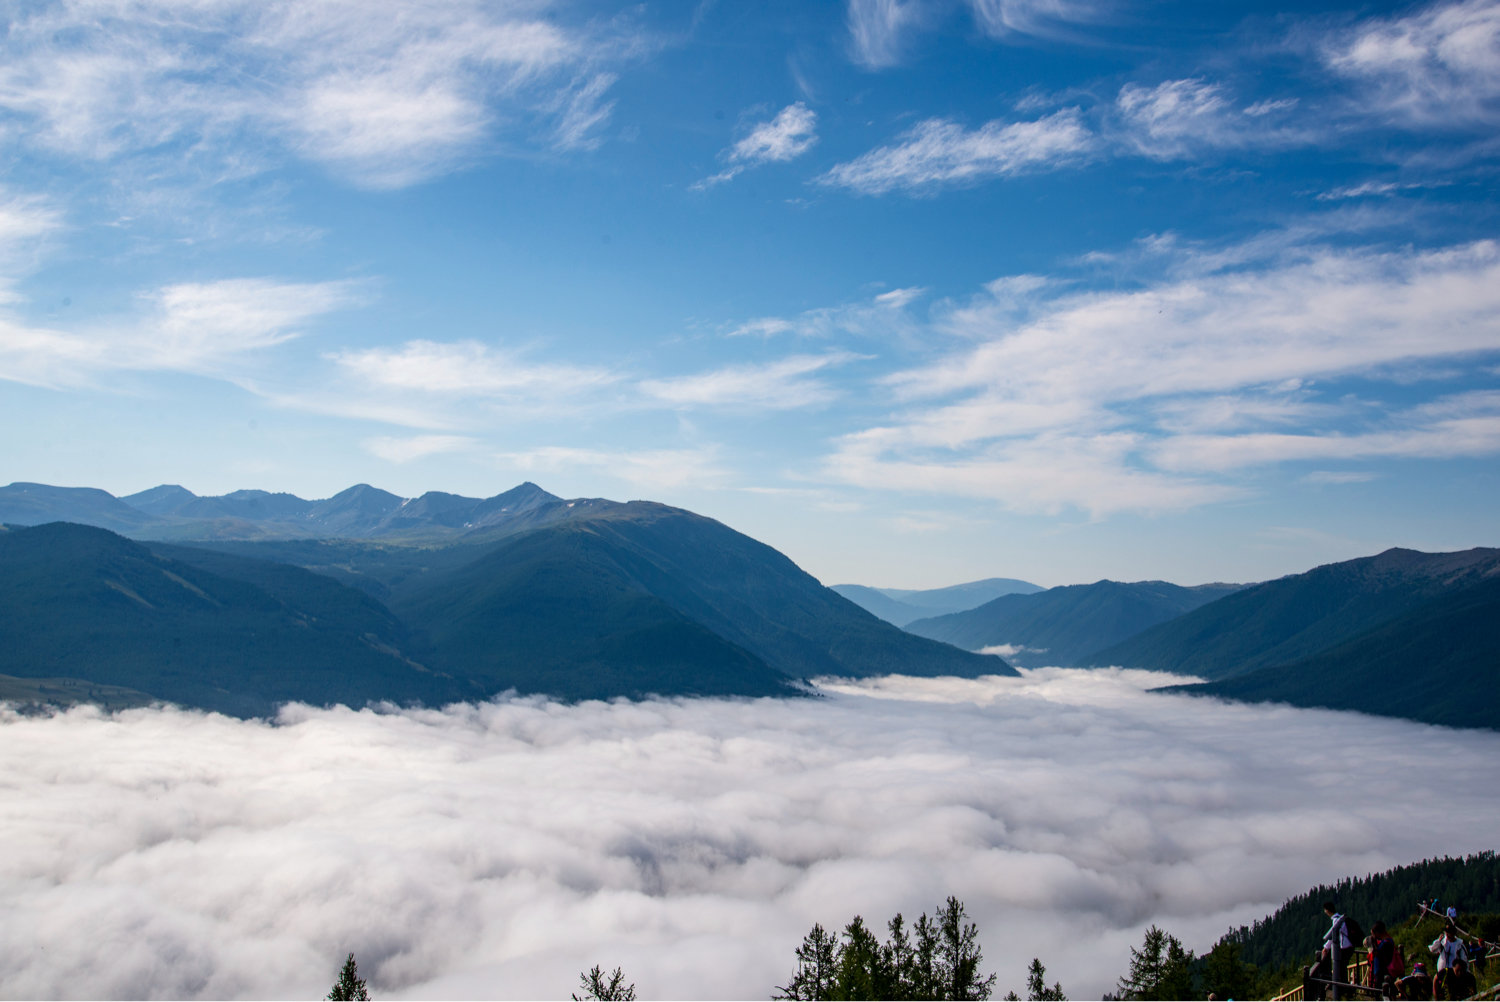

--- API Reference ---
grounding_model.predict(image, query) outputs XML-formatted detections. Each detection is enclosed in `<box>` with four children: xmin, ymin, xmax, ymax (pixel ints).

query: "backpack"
<box><xmin>1388</xmin><ymin>941</ymin><xmax>1406</xmax><ymax>977</ymax></box>
<box><xmin>1343</xmin><ymin>916</ymin><xmax>1365</xmax><ymax>948</ymax></box>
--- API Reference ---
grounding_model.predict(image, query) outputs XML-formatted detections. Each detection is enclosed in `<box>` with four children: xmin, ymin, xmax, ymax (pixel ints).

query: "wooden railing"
<box><xmin>1270</xmin><ymin>953</ymin><xmax>1373</xmax><ymax>1002</ymax></box>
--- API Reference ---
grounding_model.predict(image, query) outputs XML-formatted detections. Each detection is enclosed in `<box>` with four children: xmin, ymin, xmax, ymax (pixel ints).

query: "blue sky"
<box><xmin>1</xmin><ymin>0</ymin><xmax>1498</xmax><ymax>588</ymax></box>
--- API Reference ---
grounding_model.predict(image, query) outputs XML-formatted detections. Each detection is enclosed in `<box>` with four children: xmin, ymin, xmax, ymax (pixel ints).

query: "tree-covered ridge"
<box><xmin>1217</xmin><ymin>852</ymin><xmax>1500</xmax><ymax>973</ymax></box>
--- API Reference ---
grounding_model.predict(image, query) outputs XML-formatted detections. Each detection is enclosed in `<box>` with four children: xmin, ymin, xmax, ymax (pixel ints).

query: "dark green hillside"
<box><xmin>395</xmin><ymin>504</ymin><xmax>1007</xmax><ymax>692</ymax></box>
<box><xmin>1087</xmin><ymin>547</ymin><xmax>1500</xmax><ymax>680</ymax></box>
<box><xmin>0</xmin><ymin>522</ymin><xmax>466</xmax><ymax>717</ymax></box>
<box><xmin>186</xmin><ymin>537</ymin><xmax>497</xmax><ymax>601</ymax></box>
<box><xmin>1215</xmin><ymin>853</ymin><xmax>1500</xmax><ymax>974</ymax></box>
<box><xmin>1169</xmin><ymin>574</ymin><xmax>1500</xmax><ymax>729</ymax></box>
<box><xmin>394</xmin><ymin>521</ymin><xmax>797</xmax><ymax>700</ymax></box>
<box><xmin>906</xmin><ymin>580</ymin><xmax>1241</xmax><ymax>667</ymax></box>
<box><xmin>540</xmin><ymin>503</ymin><xmax>1008</xmax><ymax>680</ymax></box>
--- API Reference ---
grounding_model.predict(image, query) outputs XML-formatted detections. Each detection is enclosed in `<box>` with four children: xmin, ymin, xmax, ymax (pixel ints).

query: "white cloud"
<box><xmin>728</xmin><ymin>287</ymin><xmax>925</xmax><ymax>340</ymax></box>
<box><xmin>639</xmin><ymin>353</ymin><xmax>858</xmax><ymax>411</ymax></box>
<box><xmin>2</xmin><ymin>672</ymin><xmax>1496</xmax><ymax>1000</ymax></box>
<box><xmin>0</xmin><ymin>277</ymin><xmax>360</xmax><ymax>388</ymax></box>
<box><xmin>362</xmin><ymin>435</ymin><xmax>477</xmax><ymax>464</ymax></box>
<box><xmin>825</xmin><ymin>429</ymin><xmax>1242</xmax><ymax>517</ymax></box>
<box><xmin>846</xmin><ymin>0</ymin><xmax>928</xmax><ymax>69</ymax></box>
<box><xmin>1115</xmin><ymin>79</ymin><xmax>1233</xmax><ymax>158</ymax></box>
<box><xmin>0</xmin><ymin>0</ymin><xmax>638</xmax><ymax>188</ymax></box>
<box><xmin>553</xmin><ymin>73</ymin><xmax>620</xmax><ymax>152</ymax></box>
<box><xmin>889</xmin><ymin>241</ymin><xmax>1500</xmax><ymax>412</ymax></box>
<box><xmin>815</xmin><ymin>238</ymin><xmax>1500</xmax><ymax>516</ymax></box>
<box><xmin>1323</xmin><ymin>0</ymin><xmax>1500</xmax><ymax>129</ymax></box>
<box><xmin>0</xmin><ymin>192</ymin><xmax>65</xmax><ymax>304</ymax></box>
<box><xmin>967</xmin><ymin>0</ymin><xmax>1113</xmax><ymax>42</ymax></box>
<box><xmin>697</xmin><ymin>103</ymin><xmax>819</xmax><ymax>188</ymax></box>
<box><xmin>330</xmin><ymin>340</ymin><xmax>618</xmax><ymax>398</ymax></box>
<box><xmin>1150</xmin><ymin>392</ymin><xmax>1500</xmax><ymax>472</ymax></box>
<box><xmin>731</xmin><ymin>104</ymin><xmax>819</xmax><ymax>165</ymax></box>
<box><xmin>820</xmin><ymin>110</ymin><xmax>1094</xmax><ymax>194</ymax></box>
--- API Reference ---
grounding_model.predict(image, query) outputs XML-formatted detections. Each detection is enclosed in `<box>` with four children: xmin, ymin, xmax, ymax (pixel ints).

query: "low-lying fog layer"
<box><xmin>2</xmin><ymin>669</ymin><xmax>1497</xmax><ymax>1000</ymax></box>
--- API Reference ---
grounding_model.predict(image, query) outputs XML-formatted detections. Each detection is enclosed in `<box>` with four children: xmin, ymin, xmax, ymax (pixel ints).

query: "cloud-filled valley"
<box><xmin>3</xmin><ymin>669</ymin><xmax>1496</xmax><ymax>1000</ymax></box>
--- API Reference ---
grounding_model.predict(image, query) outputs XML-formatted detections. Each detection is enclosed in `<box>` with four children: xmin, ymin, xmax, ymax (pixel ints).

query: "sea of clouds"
<box><xmin>2</xmin><ymin>668</ymin><xmax>1497</xmax><ymax>1000</ymax></box>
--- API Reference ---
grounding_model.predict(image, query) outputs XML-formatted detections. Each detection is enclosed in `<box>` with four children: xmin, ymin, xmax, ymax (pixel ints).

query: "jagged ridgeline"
<box><xmin>1217</xmin><ymin>852</ymin><xmax>1500</xmax><ymax>972</ymax></box>
<box><xmin>0</xmin><ymin>483</ymin><xmax>1009</xmax><ymax>714</ymax></box>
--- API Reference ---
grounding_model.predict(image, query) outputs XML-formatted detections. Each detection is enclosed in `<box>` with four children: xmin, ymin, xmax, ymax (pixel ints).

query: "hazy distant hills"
<box><xmin>0</xmin><ymin>480</ymin><xmax>604</xmax><ymax>542</ymax></box>
<box><xmin>0</xmin><ymin>483</ymin><xmax>1010</xmax><ymax>714</ymax></box>
<box><xmin>830</xmin><ymin>578</ymin><xmax>1042</xmax><ymax>627</ymax></box>
<box><xmin>902</xmin><ymin>580</ymin><xmax>1244</xmax><ymax>667</ymax></box>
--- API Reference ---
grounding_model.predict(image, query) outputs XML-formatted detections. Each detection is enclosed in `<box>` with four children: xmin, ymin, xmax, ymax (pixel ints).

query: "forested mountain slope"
<box><xmin>1087</xmin><ymin>547</ymin><xmax>1500</xmax><ymax>680</ymax></box>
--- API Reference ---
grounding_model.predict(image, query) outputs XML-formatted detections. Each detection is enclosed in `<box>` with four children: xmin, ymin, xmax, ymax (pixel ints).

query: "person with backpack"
<box><xmin>1323</xmin><ymin>902</ymin><xmax>1357</xmax><ymax>999</ymax></box>
<box><xmin>1370</xmin><ymin>921</ymin><xmax>1397</xmax><ymax>990</ymax></box>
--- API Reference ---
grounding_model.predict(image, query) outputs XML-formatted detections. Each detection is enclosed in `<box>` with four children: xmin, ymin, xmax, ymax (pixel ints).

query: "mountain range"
<box><xmin>0</xmin><ymin>482</ymin><xmax>1008</xmax><ymax>715</ymax></box>
<box><xmin>902</xmin><ymin>580</ymin><xmax>1244</xmax><ymax>668</ymax></box>
<box><xmin>829</xmin><ymin>578</ymin><xmax>1042</xmax><ymax>628</ymax></box>
<box><xmin>1</xmin><ymin>480</ymin><xmax>1495</xmax><ymax>730</ymax></box>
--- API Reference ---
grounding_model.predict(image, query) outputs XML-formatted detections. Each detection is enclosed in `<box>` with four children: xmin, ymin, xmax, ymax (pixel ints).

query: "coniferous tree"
<box><xmin>1115</xmin><ymin>927</ymin><xmax>1194</xmax><ymax>1001</ymax></box>
<box><xmin>772</xmin><ymin>898</ymin><xmax>996</xmax><ymax>1001</ymax></box>
<box><xmin>937</xmin><ymin>896</ymin><xmax>997</xmax><ymax>1001</ymax></box>
<box><xmin>834</xmin><ymin>917</ymin><xmax>889</xmax><ymax>1000</ymax></box>
<box><xmin>1202</xmin><ymin>940</ymin><xmax>1256</xmax><ymax>1001</ymax></box>
<box><xmin>572</xmin><ymin>964</ymin><xmax>636</xmax><ymax>1001</ymax></box>
<box><xmin>1022</xmin><ymin>958</ymin><xmax>1067</xmax><ymax>1001</ymax></box>
<box><xmin>327</xmin><ymin>953</ymin><xmax>370</xmax><ymax>1002</ymax></box>
<box><xmin>908</xmin><ymin>910</ymin><xmax>942</xmax><ymax>1000</ymax></box>
<box><xmin>775</xmin><ymin>923</ymin><xmax>840</xmax><ymax>1000</ymax></box>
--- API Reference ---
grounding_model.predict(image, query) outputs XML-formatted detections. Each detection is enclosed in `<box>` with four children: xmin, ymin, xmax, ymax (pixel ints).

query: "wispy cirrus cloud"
<box><xmin>0</xmin><ymin>277</ymin><xmax>361</xmax><ymax>388</ymax></box>
<box><xmin>329</xmin><ymin>339</ymin><xmax>618</xmax><ymax>398</ymax></box>
<box><xmin>640</xmin><ymin>352</ymin><xmax>860</xmax><ymax>410</ymax></box>
<box><xmin>362</xmin><ymin>434</ymin><xmax>478</xmax><ymax>464</ymax></box>
<box><xmin>819</xmin><ymin>110</ymin><xmax>1094</xmax><ymax>194</ymax></box>
<box><xmin>1322</xmin><ymin>0</ymin><xmax>1500</xmax><ymax>130</ymax></box>
<box><xmin>967</xmin><ymin>0</ymin><xmax>1115</xmax><ymax>42</ymax></box>
<box><xmin>0</xmin><ymin>0</ymin><xmax>644</xmax><ymax>189</ymax></box>
<box><xmin>728</xmin><ymin>287</ymin><xmax>925</xmax><ymax>340</ymax></box>
<box><xmin>816</xmin><ymin>237</ymin><xmax>1500</xmax><ymax>516</ymax></box>
<box><xmin>846</xmin><ymin>0</ymin><xmax>929</xmax><ymax>69</ymax></box>
<box><xmin>697</xmin><ymin>103</ymin><xmax>819</xmax><ymax>189</ymax></box>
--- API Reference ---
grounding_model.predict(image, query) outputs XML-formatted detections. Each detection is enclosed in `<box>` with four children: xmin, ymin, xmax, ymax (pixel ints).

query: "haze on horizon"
<box><xmin>0</xmin><ymin>0</ymin><xmax>1496</xmax><ymax>588</ymax></box>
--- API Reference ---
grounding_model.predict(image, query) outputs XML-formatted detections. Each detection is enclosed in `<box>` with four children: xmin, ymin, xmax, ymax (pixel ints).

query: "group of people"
<box><xmin>1308</xmin><ymin>901</ymin><xmax>1495</xmax><ymax>1001</ymax></box>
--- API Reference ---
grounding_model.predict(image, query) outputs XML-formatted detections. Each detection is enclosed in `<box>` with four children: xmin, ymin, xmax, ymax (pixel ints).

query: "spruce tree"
<box><xmin>937</xmin><ymin>896</ymin><xmax>997</xmax><ymax>1000</ymax></box>
<box><xmin>327</xmin><ymin>953</ymin><xmax>370</xmax><ymax>1002</ymax></box>
<box><xmin>573</xmin><ymin>964</ymin><xmax>636</xmax><ymax>1001</ymax></box>
<box><xmin>774</xmin><ymin>923</ymin><xmax>839</xmax><ymax>1000</ymax></box>
<box><xmin>1024</xmin><ymin>958</ymin><xmax>1067</xmax><ymax>1001</ymax></box>
<box><xmin>1115</xmin><ymin>927</ymin><xmax>1194</xmax><ymax>1001</ymax></box>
